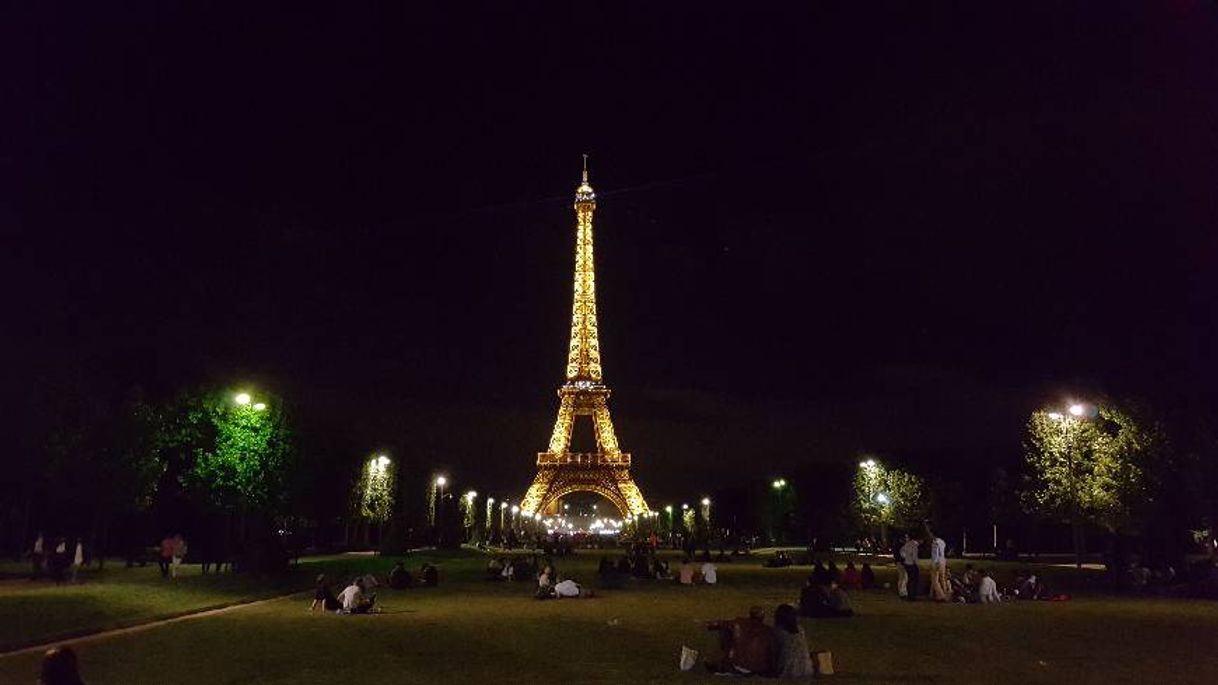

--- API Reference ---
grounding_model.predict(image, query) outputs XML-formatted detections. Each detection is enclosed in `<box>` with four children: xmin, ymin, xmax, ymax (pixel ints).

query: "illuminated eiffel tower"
<box><xmin>520</xmin><ymin>158</ymin><xmax>650</xmax><ymax>517</ymax></box>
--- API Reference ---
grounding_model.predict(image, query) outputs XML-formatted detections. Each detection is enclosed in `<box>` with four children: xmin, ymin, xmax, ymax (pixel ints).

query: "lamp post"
<box><xmin>1050</xmin><ymin>402</ymin><xmax>1094</xmax><ymax>568</ymax></box>
<box><xmin>858</xmin><ymin>459</ymin><xmax>889</xmax><ymax>547</ymax></box>
<box><xmin>771</xmin><ymin>478</ymin><xmax>788</xmax><ymax>543</ymax></box>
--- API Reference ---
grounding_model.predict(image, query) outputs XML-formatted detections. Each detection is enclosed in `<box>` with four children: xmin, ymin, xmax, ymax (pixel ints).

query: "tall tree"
<box><xmin>1023</xmin><ymin>402</ymin><xmax>1162</xmax><ymax>567</ymax></box>
<box><xmin>853</xmin><ymin>457</ymin><xmax>930</xmax><ymax>547</ymax></box>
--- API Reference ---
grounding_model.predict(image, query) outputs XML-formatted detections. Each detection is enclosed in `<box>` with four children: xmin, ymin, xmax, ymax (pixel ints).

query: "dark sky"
<box><xmin>5</xmin><ymin>2</ymin><xmax>1218</xmax><ymax>499</ymax></box>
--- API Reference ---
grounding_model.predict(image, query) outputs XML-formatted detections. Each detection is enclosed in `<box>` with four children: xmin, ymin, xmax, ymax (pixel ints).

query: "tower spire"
<box><xmin>575</xmin><ymin>154</ymin><xmax>595</xmax><ymax>204</ymax></box>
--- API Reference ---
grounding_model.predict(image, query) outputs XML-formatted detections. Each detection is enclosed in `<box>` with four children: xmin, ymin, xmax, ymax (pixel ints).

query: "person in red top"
<box><xmin>841</xmin><ymin>560</ymin><xmax>862</xmax><ymax>590</ymax></box>
<box><xmin>158</xmin><ymin>534</ymin><xmax>175</xmax><ymax>578</ymax></box>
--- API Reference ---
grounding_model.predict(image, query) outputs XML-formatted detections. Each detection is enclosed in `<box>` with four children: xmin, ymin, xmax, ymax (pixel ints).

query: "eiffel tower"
<box><xmin>520</xmin><ymin>158</ymin><xmax>650</xmax><ymax>517</ymax></box>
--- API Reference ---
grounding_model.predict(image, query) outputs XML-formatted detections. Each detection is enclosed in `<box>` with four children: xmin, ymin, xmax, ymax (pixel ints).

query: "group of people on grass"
<box><xmin>706</xmin><ymin>604</ymin><xmax>819</xmax><ymax>678</ymax></box>
<box><xmin>29</xmin><ymin>532</ymin><xmax>86</xmax><ymax>584</ymax></box>
<box><xmin>311</xmin><ymin>562</ymin><xmax>439</xmax><ymax>615</ymax></box>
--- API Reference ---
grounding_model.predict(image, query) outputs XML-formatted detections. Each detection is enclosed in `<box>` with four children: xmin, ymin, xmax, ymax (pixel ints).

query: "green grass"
<box><xmin>0</xmin><ymin>556</ymin><xmax>376</xmax><ymax>651</ymax></box>
<box><xmin>1</xmin><ymin>550</ymin><xmax>1216</xmax><ymax>684</ymax></box>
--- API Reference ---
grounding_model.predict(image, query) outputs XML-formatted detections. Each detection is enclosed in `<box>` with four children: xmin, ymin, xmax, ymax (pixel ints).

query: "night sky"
<box><xmin>6</xmin><ymin>3</ymin><xmax>1218</xmax><ymax>499</ymax></box>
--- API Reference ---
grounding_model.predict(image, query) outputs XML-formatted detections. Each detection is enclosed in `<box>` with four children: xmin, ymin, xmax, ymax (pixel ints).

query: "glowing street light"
<box><xmin>464</xmin><ymin>490</ymin><xmax>478</xmax><ymax>502</ymax></box>
<box><xmin>234</xmin><ymin>392</ymin><xmax>251</xmax><ymax>406</ymax></box>
<box><xmin>511</xmin><ymin>505</ymin><xmax>520</xmax><ymax>514</ymax></box>
<box><xmin>664</xmin><ymin>505</ymin><xmax>673</xmax><ymax>513</ymax></box>
<box><xmin>700</xmin><ymin>497</ymin><xmax>711</xmax><ymax>506</ymax></box>
<box><xmin>435</xmin><ymin>476</ymin><xmax>448</xmax><ymax>487</ymax></box>
<box><xmin>1069</xmin><ymin>403</ymin><xmax>1086</xmax><ymax>417</ymax></box>
<box><xmin>500</xmin><ymin>502</ymin><xmax>508</xmax><ymax>509</ymax></box>
<box><xmin>681</xmin><ymin>503</ymin><xmax>689</xmax><ymax>510</ymax></box>
<box><xmin>1048</xmin><ymin>412</ymin><xmax>1064</xmax><ymax>420</ymax></box>
<box><xmin>875</xmin><ymin>492</ymin><xmax>890</xmax><ymax>505</ymax></box>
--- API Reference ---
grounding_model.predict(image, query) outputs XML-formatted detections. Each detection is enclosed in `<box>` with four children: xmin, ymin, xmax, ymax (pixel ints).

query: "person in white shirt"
<box><xmin>553</xmin><ymin>579</ymin><xmax>581</xmax><ymax>598</ymax></box>
<box><xmin>70</xmin><ymin>540</ymin><xmax>84</xmax><ymax>583</ymax></box>
<box><xmin>977</xmin><ymin>570</ymin><xmax>1001</xmax><ymax>603</ymax></box>
<box><xmin>701</xmin><ymin>561</ymin><xmax>718</xmax><ymax>584</ymax></box>
<box><xmin>337</xmin><ymin>579</ymin><xmax>376</xmax><ymax>614</ymax></box>
<box><xmin>927</xmin><ymin>530</ymin><xmax>950</xmax><ymax>602</ymax></box>
<box><xmin>899</xmin><ymin>535</ymin><xmax>921</xmax><ymax>600</ymax></box>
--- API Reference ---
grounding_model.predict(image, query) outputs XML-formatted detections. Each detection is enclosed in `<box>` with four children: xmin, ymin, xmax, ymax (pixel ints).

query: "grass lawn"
<box><xmin>2</xmin><ymin>550</ymin><xmax>1216</xmax><ymax>684</ymax></box>
<box><xmin>0</xmin><ymin>555</ymin><xmax>375</xmax><ymax>651</ymax></box>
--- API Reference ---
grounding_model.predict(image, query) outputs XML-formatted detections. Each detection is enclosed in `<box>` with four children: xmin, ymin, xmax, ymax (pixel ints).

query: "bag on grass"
<box><xmin>813</xmin><ymin>650</ymin><xmax>834</xmax><ymax>676</ymax></box>
<box><xmin>679</xmin><ymin>646</ymin><xmax>699</xmax><ymax>672</ymax></box>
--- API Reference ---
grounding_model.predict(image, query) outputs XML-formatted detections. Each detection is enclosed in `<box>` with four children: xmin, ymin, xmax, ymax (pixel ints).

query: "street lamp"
<box><xmin>234</xmin><ymin>392</ymin><xmax>251</xmax><ymax>406</ymax></box>
<box><xmin>875</xmin><ymin>492</ymin><xmax>890</xmax><ymax>505</ymax></box>
<box><xmin>1069</xmin><ymin>403</ymin><xmax>1086</xmax><ymax>417</ymax></box>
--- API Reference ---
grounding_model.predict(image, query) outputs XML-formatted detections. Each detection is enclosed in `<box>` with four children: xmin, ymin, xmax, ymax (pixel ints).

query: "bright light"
<box><xmin>592</xmin><ymin>504</ymin><xmax>597</xmax><ymax>510</ymax></box>
<box><xmin>500</xmin><ymin>502</ymin><xmax>508</xmax><ymax>509</ymax></box>
<box><xmin>772</xmin><ymin>479</ymin><xmax>783</xmax><ymax>489</ymax></box>
<box><xmin>533</xmin><ymin>513</ymin><xmax>541</xmax><ymax>521</ymax></box>
<box><xmin>859</xmin><ymin>459</ymin><xmax>877</xmax><ymax>469</ymax></box>
<box><xmin>464</xmin><ymin>490</ymin><xmax>477</xmax><ymax>501</ymax></box>
<box><xmin>876</xmin><ymin>493</ymin><xmax>890</xmax><ymax>504</ymax></box>
<box><xmin>377</xmin><ymin>455</ymin><xmax>390</xmax><ymax>465</ymax></box>
<box><xmin>564</xmin><ymin>504</ymin><xmax>570</xmax><ymax>510</ymax></box>
<box><xmin>1069</xmin><ymin>404</ymin><xmax>1085</xmax><ymax>417</ymax></box>
<box><xmin>435</xmin><ymin>476</ymin><xmax>447</xmax><ymax>487</ymax></box>
<box><xmin>511</xmin><ymin>505</ymin><xmax>519</xmax><ymax>514</ymax></box>
<box><xmin>1048</xmin><ymin>412</ymin><xmax>1063</xmax><ymax>420</ymax></box>
<box><xmin>701</xmin><ymin>497</ymin><xmax>711</xmax><ymax>506</ymax></box>
<box><xmin>253</xmin><ymin>402</ymin><xmax>267</xmax><ymax>411</ymax></box>
<box><xmin>681</xmin><ymin>503</ymin><xmax>689</xmax><ymax>510</ymax></box>
<box><xmin>664</xmin><ymin>505</ymin><xmax>673</xmax><ymax>513</ymax></box>
<box><xmin>487</xmin><ymin>497</ymin><xmax>494</xmax><ymax>504</ymax></box>
<box><xmin>234</xmin><ymin>393</ymin><xmax>251</xmax><ymax>405</ymax></box>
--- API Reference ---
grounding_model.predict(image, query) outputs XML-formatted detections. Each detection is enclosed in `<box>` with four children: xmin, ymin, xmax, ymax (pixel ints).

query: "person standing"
<box><xmin>32</xmin><ymin>532</ymin><xmax>45</xmax><ymax>579</ymax></box>
<box><xmin>71</xmin><ymin>540</ymin><xmax>84</xmax><ymax>583</ymax></box>
<box><xmin>899</xmin><ymin>533</ymin><xmax>921</xmax><ymax>600</ymax></box>
<box><xmin>893</xmin><ymin>534</ymin><xmax>909</xmax><ymax>598</ymax></box>
<box><xmin>158</xmin><ymin>534</ymin><xmax>174</xmax><ymax>578</ymax></box>
<box><xmin>171</xmin><ymin>533</ymin><xmax>187</xmax><ymax>578</ymax></box>
<box><xmin>927</xmin><ymin>528</ymin><xmax>949</xmax><ymax>602</ymax></box>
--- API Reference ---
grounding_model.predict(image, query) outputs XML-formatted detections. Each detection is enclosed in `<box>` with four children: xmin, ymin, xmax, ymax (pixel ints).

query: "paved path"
<box><xmin>0</xmin><ymin>591</ymin><xmax>302</xmax><ymax>659</ymax></box>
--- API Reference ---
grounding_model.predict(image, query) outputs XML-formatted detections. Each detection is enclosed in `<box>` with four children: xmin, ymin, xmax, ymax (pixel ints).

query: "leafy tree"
<box><xmin>1023</xmin><ymin>402</ymin><xmax>1162</xmax><ymax>566</ymax></box>
<box><xmin>42</xmin><ymin>388</ymin><xmax>163</xmax><ymax>565</ymax></box>
<box><xmin>853</xmin><ymin>457</ymin><xmax>930</xmax><ymax>547</ymax></box>
<box><xmin>159</xmin><ymin>388</ymin><xmax>292</xmax><ymax>539</ymax></box>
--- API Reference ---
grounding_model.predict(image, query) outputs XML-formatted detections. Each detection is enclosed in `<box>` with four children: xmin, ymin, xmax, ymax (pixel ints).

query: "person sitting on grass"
<box><xmin>840</xmin><ymin>560</ymin><xmax>862</xmax><ymax>590</ymax></box>
<box><xmin>1013</xmin><ymin>570</ymin><xmax>1045</xmax><ymax>600</ymax></box>
<box><xmin>554</xmin><ymin>577</ymin><xmax>595</xmax><ymax>598</ymax></box>
<box><xmin>388</xmin><ymin>561</ymin><xmax>412</xmax><ymax>589</ymax></box>
<box><xmin>705</xmin><ymin>606</ymin><xmax>779</xmax><ymax>676</ymax></box>
<box><xmin>809</xmin><ymin>560</ymin><xmax>832</xmax><ymax>585</ymax></box>
<box><xmin>39</xmin><ymin>646</ymin><xmax>85</xmax><ymax>685</ymax></box>
<box><xmin>311</xmin><ymin>574</ymin><xmax>342</xmax><ymax>612</ymax></box>
<box><xmin>800</xmin><ymin>578</ymin><xmax>853</xmax><ymax>618</ymax></box>
<box><xmin>677</xmin><ymin>558</ymin><xmax>696</xmax><ymax>584</ymax></box>
<box><xmin>977</xmin><ymin>568</ymin><xmax>1001</xmax><ymax>603</ymax></box>
<box><xmin>651</xmin><ymin>556</ymin><xmax>671</xmax><ymax>580</ymax></box>
<box><xmin>420</xmin><ymin>563</ymin><xmax>439</xmax><ymax>588</ymax></box>
<box><xmin>860</xmin><ymin>562</ymin><xmax>876</xmax><ymax>589</ymax></box>
<box><xmin>701</xmin><ymin>559</ymin><xmax>719</xmax><ymax>584</ymax></box>
<box><xmin>338</xmin><ymin>578</ymin><xmax>376</xmax><ymax>614</ymax></box>
<box><xmin>773</xmin><ymin>603</ymin><xmax>814</xmax><ymax>678</ymax></box>
<box><xmin>486</xmin><ymin>557</ymin><xmax>504</xmax><ymax>580</ymax></box>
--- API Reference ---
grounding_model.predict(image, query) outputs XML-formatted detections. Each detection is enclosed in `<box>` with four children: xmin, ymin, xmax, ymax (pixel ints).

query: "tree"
<box><xmin>159</xmin><ymin>388</ymin><xmax>292</xmax><ymax>546</ymax></box>
<box><xmin>353</xmin><ymin>455</ymin><xmax>396</xmax><ymax>545</ymax></box>
<box><xmin>1023</xmin><ymin>402</ymin><xmax>1161</xmax><ymax>567</ymax></box>
<box><xmin>853</xmin><ymin>458</ymin><xmax>930</xmax><ymax>547</ymax></box>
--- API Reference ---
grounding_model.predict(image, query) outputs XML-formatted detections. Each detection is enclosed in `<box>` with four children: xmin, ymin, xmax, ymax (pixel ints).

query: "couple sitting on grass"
<box><xmin>535</xmin><ymin>564</ymin><xmax>594</xmax><ymax>599</ymax></box>
<box><xmin>706</xmin><ymin>604</ymin><xmax>816</xmax><ymax>678</ymax></box>
<box><xmin>310</xmin><ymin>574</ymin><xmax>378</xmax><ymax>614</ymax></box>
